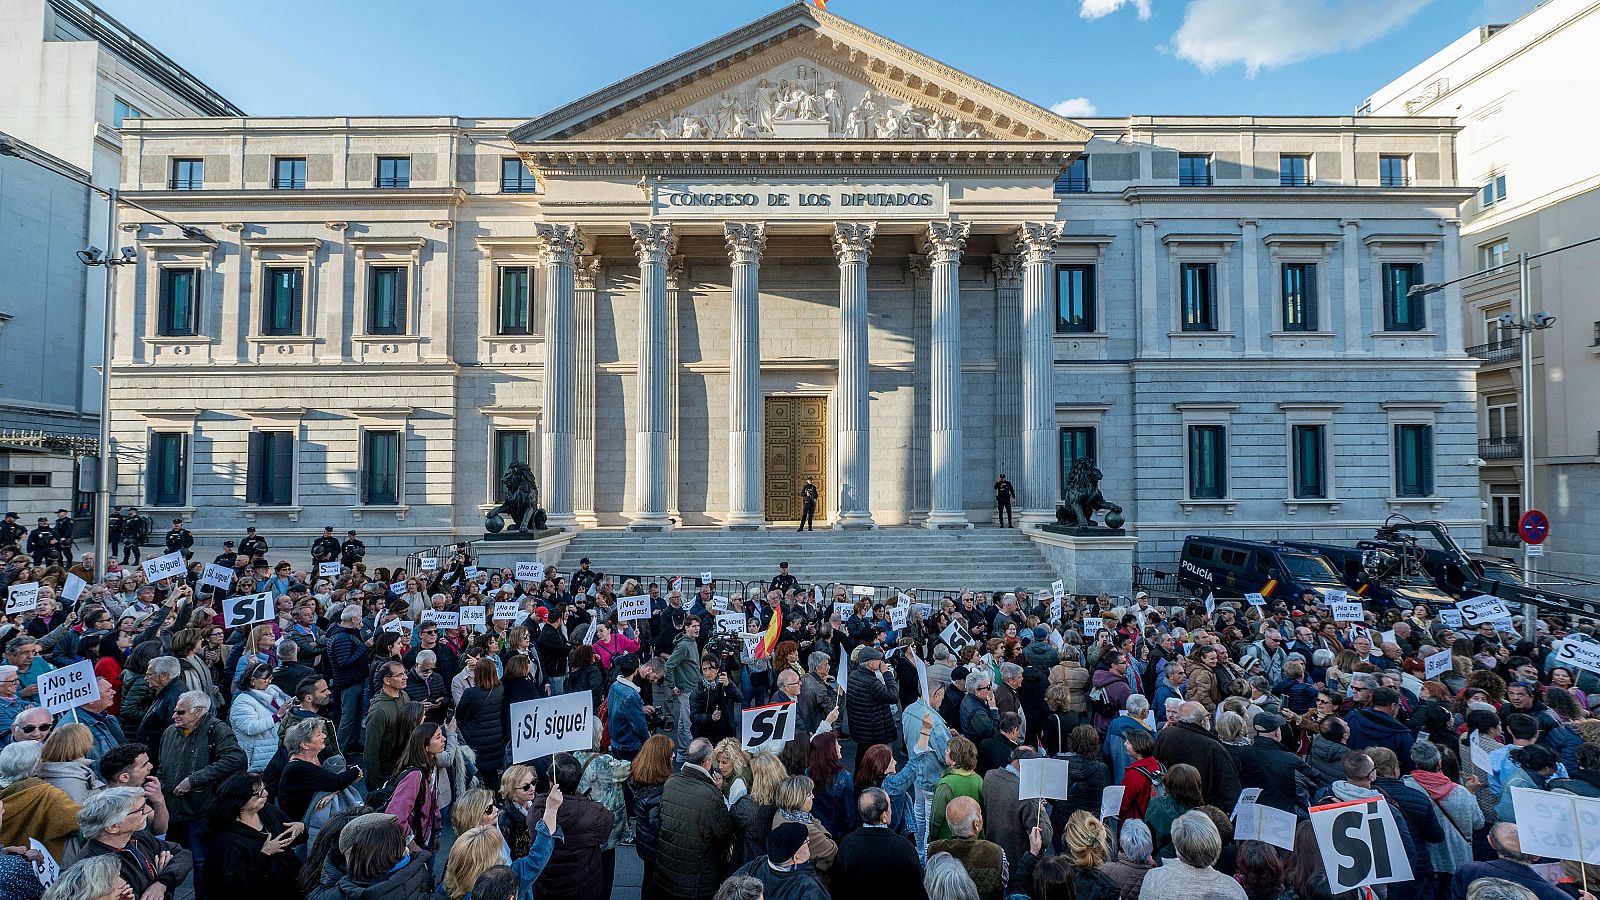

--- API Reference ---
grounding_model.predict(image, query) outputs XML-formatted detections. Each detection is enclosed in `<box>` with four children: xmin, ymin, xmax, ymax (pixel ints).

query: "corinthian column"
<box><xmin>630</xmin><ymin>222</ymin><xmax>675</xmax><ymax>530</ymax></box>
<box><xmin>1018</xmin><ymin>221</ymin><xmax>1065</xmax><ymax>525</ymax></box>
<box><xmin>724</xmin><ymin>222</ymin><xmax>767</xmax><ymax>528</ymax></box>
<box><xmin>926</xmin><ymin>220</ymin><xmax>972</xmax><ymax>529</ymax></box>
<box><xmin>833</xmin><ymin>222</ymin><xmax>877</xmax><ymax>529</ymax></box>
<box><xmin>535</xmin><ymin>222</ymin><xmax>578</xmax><ymax>528</ymax></box>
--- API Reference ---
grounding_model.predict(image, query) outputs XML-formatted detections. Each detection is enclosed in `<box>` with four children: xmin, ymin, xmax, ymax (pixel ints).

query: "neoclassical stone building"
<box><xmin>106</xmin><ymin>3</ymin><xmax>1482</xmax><ymax>564</ymax></box>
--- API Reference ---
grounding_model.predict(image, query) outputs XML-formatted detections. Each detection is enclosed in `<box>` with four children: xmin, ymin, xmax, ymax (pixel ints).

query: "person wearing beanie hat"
<box><xmin>731</xmin><ymin>821</ymin><xmax>828</xmax><ymax>900</ymax></box>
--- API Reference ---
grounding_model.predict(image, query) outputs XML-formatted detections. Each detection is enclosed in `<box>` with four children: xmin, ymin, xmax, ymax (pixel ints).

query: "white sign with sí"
<box><xmin>716</xmin><ymin>612</ymin><xmax>745</xmax><ymax>635</ymax></box>
<box><xmin>740</xmin><ymin>700</ymin><xmax>797</xmax><ymax>751</ymax></box>
<box><xmin>833</xmin><ymin>601</ymin><xmax>855</xmax><ymax>621</ymax></box>
<box><xmin>458</xmin><ymin>606</ymin><xmax>487</xmax><ymax>628</ymax></box>
<box><xmin>509</xmin><ymin>692</ymin><xmax>595</xmax><ymax>763</ymax></box>
<box><xmin>1330</xmin><ymin>602</ymin><xmax>1364</xmax><ymax>622</ymax></box>
<box><xmin>142</xmin><ymin>551</ymin><xmax>186</xmax><ymax>583</ymax></box>
<box><xmin>1424</xmin><ymin>648</ymin><xmax>1453</xmax><ymax>680</ymax></box>
<box><xmin>199</xmin><ymin>564</ymin><xmax>234</xmax><ymax>592</ymax></box>
<box><xmin>318</xmin><ymin>561</ymin><xmax>342</xmax><ymax>578</ymax></box>
<box><xmin>493</xmin><ymin>601</ymin><xmax>521</xmax><ymax>621</ymax></box>
<box><xmin>6</xmin><ymin>582</ymin><xmax>40</xmax><ymax>614</ymax></box>
<box><xmin>222</xmin><ymin>591</ymin><xmax>273</xmax><ymax>629</ymax></box>
<box><xmin>38</xmin><ymin>658</ymin><xmax>100</xmax><ymax>715</ymax></box>
<box><xmin>1457</xmin><ymin>594</ymin><xmax>1512</xmax><ymax>625</ymax></box>
<box><xmin>1309</xmin><ymin>796</ymin><xmax>1413</xmax><ymax>893</ymax></box>
<box><xmin>618</xmin><ymin>595</ymin><xmax>651</xmax><ymax>622</ymax></box>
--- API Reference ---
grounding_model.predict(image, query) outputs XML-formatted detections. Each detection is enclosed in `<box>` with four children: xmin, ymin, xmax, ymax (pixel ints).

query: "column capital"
<box><xmin>907</xmin><ymin>252</ymin><xmax>932</xmax><ymax>281</ymax></box>
<box><xmin>832</xmin><ymin>222</ymin><xmax>877</xmax><ymax>266</ymax></box>
<box><xmin>629</xmin><ymin>222</ymin><xmax>676</xmax><ymax>265</ymax></box>
<box><xmin>534</xmin><ymin>223</ymin><xmax>579</xmax><ymax>265</ymax></box>
<box><xmin>1340</xmin><ymin>218</ymin><xmax>1362</xmax><ymax>230</ymax></box>
<box><xmin>574</xmin><ymin>254</ymin><xmax>601</xmax><ymax>291</ymax></box>
<box><xmin>924</xmin><ymin>220</ymin><xmax>971</xmax><ymax>267</ymax></box>
<box><xmin>1014</xmin><ymin>221</ymin><xmax>1066</xmax><ymax>264</ymax></box>
<box><xmin>724</xmin><ymin>222</ymin><xmax>768</xmax><ymax>265</ymax></box>
<box><xmin>991</xmin><ymin>252</ymin><xmax>1024</xmax><ymax>287</ymax></box>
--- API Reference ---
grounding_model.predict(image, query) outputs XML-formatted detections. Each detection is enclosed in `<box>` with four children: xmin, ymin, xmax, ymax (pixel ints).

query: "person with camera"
<box><xmin>690</xmin><ymin>657</ymin><xmax>740</xmax><ymax>743</ymax></box>
<box><xmin>666</xmin><ymin>617</ymin><xmax>704</xmax><ymax>754</ymax></box>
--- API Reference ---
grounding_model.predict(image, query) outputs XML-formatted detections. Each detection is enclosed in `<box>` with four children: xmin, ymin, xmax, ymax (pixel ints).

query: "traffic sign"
<box><xmin>1518</xmin><ymin>509</ymin><xmax>1550</xmax><ymax>545</ymax></box>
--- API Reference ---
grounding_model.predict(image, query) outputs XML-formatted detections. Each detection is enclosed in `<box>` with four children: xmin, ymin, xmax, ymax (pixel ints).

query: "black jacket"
<box><xmin>844</xmin><ymin>663</ymin><xmax>899</xmax><ymax>747</ymax></box>
<box><xmin>690</xmin><ymin>680</ymin><xmax>740</xmax><ymax>742</ymax></box>
<box><xmin>1233</xmin><ymin>736</ymin><xmax>1311</xmax><ymax>814</ymax></box>
<box><xmin>165</xmin><ymin>527</ymin><xmax>194</xmax><ymax>553</ymax></box>
<box><xmin>655</xmin><ymin>766</ymin><xmax>736</xmax><ymax>900</ymax></box>
<box><xmin>200</xmin><ymin>804</ymin><xmax>304</xmax><ymax>900</ymax></box>
<box><xmin>1153</xmin><ymin>720</ymin><xmax>1242</xmax><ymax>811</ymax></box>
<box><xmin>833</xmin><ymin>824</ymin><xmax>928</xmax><ymax>900</ymax></box>
<box><xmin>327</xmin><ymin>625</ymin><xmax>371</xmax><ymax>691</ymax></box>
<box><xmin>531</xmin><ymin>792</ymin><xmax>615</xmax><ymax>900</ymax></box>
<box><xmin>71</xmin><ymin>831</ymin><xmax>192</xmax><ymax>897</ymax></box>
<box><xmin>1375</xmin><ymin>776</ymin><xmax>1443</xmax><ymax>878</ymax></box>
<box><xmin>537</xmin><ymin>624</ymin><xmax>570</xmax><ymax>678</ymax></box>
<box><xmin>456</xmin><ymin>684</ymin><xmax>505</xmax><ymax>769</ymax></box>
<box><xmin>338</xmin><ymin>538</ymin><xmax>366</xmax><ymax>566</ymax></box>
<box><xmin>311</xmin><ymin>535</ymin><xmax>340</xmax><ymax>562</ymax></box>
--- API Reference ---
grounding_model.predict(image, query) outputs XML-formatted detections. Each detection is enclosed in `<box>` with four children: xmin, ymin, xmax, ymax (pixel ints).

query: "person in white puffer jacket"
<box><xmin>229</xmin><ymin>659</ymin><xmax>291</xmax><ymax>772</ymax></box>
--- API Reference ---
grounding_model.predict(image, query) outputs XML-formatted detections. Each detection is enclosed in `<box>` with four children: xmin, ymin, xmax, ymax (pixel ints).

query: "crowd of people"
<box><xmin>1</xmin><ymin>522</ymin><xmax>1599</xmax><ymax>900</ymax></box>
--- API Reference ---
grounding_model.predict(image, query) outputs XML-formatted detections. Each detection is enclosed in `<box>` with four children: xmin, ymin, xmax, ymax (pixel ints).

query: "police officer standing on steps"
<box><xmin>239</xmin><ymin>526</ymin><xmax>269</xmax><ymax>563</ymax></box>
<box><xmin>165</xmin><ymin>517</ymin><xmax>195</xmax><ymax>560</ymax></box>
<box><xmin>120</xmin><ymin>506</ymin><xmax>150</xmax><ymax>564</ymax></box>
<box><xmin>106</xmin><ymin>507</ymin><xmax>124</xmax><ymax>553</ymax></box>
<box><xmin>798</xmin><ymin>477</ymin><xmax>819</xmax><ymax>532</ymax></box>
<box><xmin>994</xmin><ymin>473</ymin><xmax>1016</xmax><ymax>527</ymax></box>
<box><xmin>339</xmin><ymin>529</ymin><xmax>366</xmax><ymax>567</ymax></box>
<box><xmin>770</xmin><ymin>561</ymin><xmax>798</xmax><ymax>594</ymax></box>
<box><xmin>571</xmin><ymin>557</ymin><xmax>602</xmax><ymax>596</ymax></box>
<box><xmin>53</xmin><ymin>508</ymin><xmax>76</xmax><ymax>559</ymax></box>
<box><xmin>27</xmin><ymin>517</ymin><xmax>55</xmax><ymax>565</ymax></box>
<box><xmin>311</xmin><ymin>526</ymin><xmax>340</xmax><ymax>570</ymax></box>
<box><xmin>0</xmin><ymin>512</ymin><xmax>24</xmax><ymax>549</ymax></box>
<box><xmin>214</xmin><ymin>541</ymin><xmax>238</xmax><ymax>569</ymax></box>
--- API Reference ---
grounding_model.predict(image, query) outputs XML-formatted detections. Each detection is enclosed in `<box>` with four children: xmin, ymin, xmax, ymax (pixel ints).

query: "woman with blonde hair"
<box><xmin>451</xmin><ymin>788</ymin><xmax>500</xmax><ymax>835</ymax></box>
<box><xmin>444</xmin><ymin>786</ymin><xmax>560</xmax><ymax>900</ymax></box>
<box><xmin>772</xmin><ymin>774</ymin><xmax>838</xmax><ymax>883</ymax></box>
<box><xmin>745</xmin><ymin>752</ymin><xmax>787</xmax><ymax>859</ymax></box>
<box><xmin>1061</xmin><ymin>810</ymin><xmax>1120</xmax><ymax>900</ymax></box>
<box><xmin>36</xmin><ymin>723</ymin><xmax>102</xmax><ymax>803</ymax></box>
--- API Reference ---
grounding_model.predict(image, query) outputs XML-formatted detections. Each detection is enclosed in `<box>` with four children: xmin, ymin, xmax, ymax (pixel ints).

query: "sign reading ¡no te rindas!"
<box><xmin>509</xmin><ymin>692</ymin><xmax>595</xmax><ymax>763</ymax></box>
<box><xmin>39</xmin><ymin>659</ymin><xmax>101</xmax><ymax>715</ymax></box>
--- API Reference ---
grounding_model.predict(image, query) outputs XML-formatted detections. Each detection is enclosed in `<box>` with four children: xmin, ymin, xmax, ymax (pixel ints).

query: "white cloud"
<box><xmin>1051</xmin><ymin>97</ymin><xmax>1099</xmax><ymax>117</ymax></box>
<box><xmin>1079</xmin><ymin>0</ymin><xmax>1152</xmax><ymax>20</ymax></box>
<box><xmin>1169</xmin><ymin>0</ymin><xmax>1432</xmax><ymax>76</ymax></box>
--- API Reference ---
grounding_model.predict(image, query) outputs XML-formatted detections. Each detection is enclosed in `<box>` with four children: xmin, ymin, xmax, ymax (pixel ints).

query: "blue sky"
<box><xmin>101</xmin><ymin>0</ymin><xmax>1541</xmax><ymax>119</ymax></box>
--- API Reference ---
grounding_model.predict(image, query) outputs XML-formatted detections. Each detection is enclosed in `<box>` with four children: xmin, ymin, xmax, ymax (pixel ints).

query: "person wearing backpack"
<box><xmin>1088</xmin><ymin>651</ymin><xmax>1133</xmax><ymax>731</ymax></box>
<box><xmin>381</xmin><ymin>720</ymin><xmax>449</xmax><ymax>852</ymax></box>
<box><xmin>1118</xmin><ymin>728</ymin><xmax>1165</xmax><ymax>821</ymax></box>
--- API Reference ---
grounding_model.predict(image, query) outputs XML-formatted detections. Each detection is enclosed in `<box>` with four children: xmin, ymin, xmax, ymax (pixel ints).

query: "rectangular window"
<box><xmin>1382</xmin><ymin>262</ymin><xmax>1425</xmax><ymax>332</ymax></box>
<box><xmin>361</xmin><ymin>430</ymin><xmax>401</xmax><ymax>505</ymax></box>
<box><xmin>148</xmin><ymin>432</ymin><xmax>188</xmax><ymax>507</ymax></box>
<box><xmin>1489</xmin><ymin>488</ymin><xmax>1522</xmax><ymax>530</ymax></box>
<box><xmin>1059</xmin><ymin>427</ymin><xmax>1097</xmax><ymax>499</ymax></box>
<box><xmin>1485</xmin><ymin>395</ymin><xmax>1518</xmax><ymax>442</ymax></box>
<box><xmin>272</xmin><ymin>157</ymin><xmax>306</xmax><ymax>190</ymax></box>
<box><xmin>1055</xmin><ymin>264</ymin><xmax>1095</xmax><ymax>333</ymax></box>
<box><xmin>158</xmin><ymin>268</ymin><xmax>199</xmax><ymax>336</ymax></box>
<box><xmin>493</xmin><ymin>430</ymin><xmax>531</xmax><ymax>501</ymax></box>
<box><xmin>1394</xmin><ymin>424</ymin><xmax>1434</xmax><ymax>497</ymax></box>
<box><xmin>169</xmin><ymin>158</ymin><xmax>203</xmax><ymax>190</ymax></box>
<box><xmin>1379</xmin><ymin>155</ymin><xmax>1410</xmax><ymax>187</ymax></box>
<box><xmin>1187</xmin><ymin>425</ymin><xmax>1227</xmax><ymax>499</ymax></box>
<box><xmin>246</xmin><ymin>431</ymin><xmax>295</xmax><ymax>506</ymax></box>
<box><xmin>500</xmin><ymin>158</ymin><xmax>537</xmax><ymax>193</ymax></box>
<box><xmin>1178</xmin><ymin>154</ymin><xmax>1212</xmax><ymax>186</ymax></box>
<box><xmin>1279</xmin><ymin>154</ymin><xmax>1311</xmax><ymax>186</ymax></box>
<box><xmin>1055</xmin><ymin>156</ymin><xmax>1089</xmax><ymax>193</ymax></box>
<box><xmin>1180</xmin><ymin>262</ymin><xmax>1216</xmax><ymax>331</ymax></box>
<box><xmin>261</xmin><ymin>267</ymin><xmax>303</xmax><ymax>336</ymax></box>
<box><xmin>1281</xmin><ymin>263</ymin><xmax>1317</xmax><ymax>331</ymax></box>
<box><xmin>1479</xmin><ymin>239</ymin><xmax>1510</xmax><ymax>272</ymax></box>
<box><xmin>375</xmin><ymin>156</ymin><xmax>410</xmax><ymax>188</ymax></box>
<box><xmin>1480</xmin><ymin>172</ymin><xmax>1507</xmax><ymax>209</ymax></box>
<box><xmin>1291</xmin><ymin>424</ymin><xmax>1327</xmax><ymax>499</ymax></box>
<box><xmin>498</xmin><ymin>267</ymin><xmax>532</xmax><ymax>335</ymax></box>
<box><xmin>367</xmin><ymin>266</ymin><xmax>407</xmax><ymax>335</ymax></box>
<box><xmin>112</xmin><ymin>97</ymin><xmax>144</xmax><ymax>128</ymax></box>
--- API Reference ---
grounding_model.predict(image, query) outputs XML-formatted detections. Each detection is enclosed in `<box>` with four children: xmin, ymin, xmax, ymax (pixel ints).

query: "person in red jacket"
<box><xmin>1119</xmin><ymin>728</ymin><xmax>1164</xmax><ymax>821</ymax></box>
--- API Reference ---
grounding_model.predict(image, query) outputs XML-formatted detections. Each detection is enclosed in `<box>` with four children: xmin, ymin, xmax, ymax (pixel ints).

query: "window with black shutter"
<box><xmin>247</xmin><ymin>431</ymin><xmax>295</xmax><ymax>506</ymax></box>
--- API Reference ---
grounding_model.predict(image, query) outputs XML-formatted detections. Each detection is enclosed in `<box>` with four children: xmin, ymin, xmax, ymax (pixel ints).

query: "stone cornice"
<box><xmin>522</xmin><ymin>142</ymin><xmax>1077</xmax><ymax>174</ymax></box>
<box><xmin>1122</xmin><ymin>185</ymin><xmax>1477</xmax><ymax>205</ymax></box>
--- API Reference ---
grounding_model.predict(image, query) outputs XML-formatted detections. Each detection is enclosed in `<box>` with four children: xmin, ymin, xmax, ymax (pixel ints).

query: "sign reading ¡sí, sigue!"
<box><xmin>652</xmin><ymin>181</ymin><xmax>947</xmax><ymax>218</ymax></box>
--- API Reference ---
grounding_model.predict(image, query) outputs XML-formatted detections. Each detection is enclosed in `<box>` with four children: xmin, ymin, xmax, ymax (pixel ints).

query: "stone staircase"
<box><xmin>550</xmin><ymin>525</ymin><xmax>1061</xmax><ymax>593</ymax></box>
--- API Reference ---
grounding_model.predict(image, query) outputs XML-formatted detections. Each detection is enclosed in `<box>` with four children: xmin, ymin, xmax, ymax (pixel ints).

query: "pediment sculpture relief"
<box><xmin>622</xmin><ymin>62</ymin><xmax>987</xmax><ymax>141</ymax></box>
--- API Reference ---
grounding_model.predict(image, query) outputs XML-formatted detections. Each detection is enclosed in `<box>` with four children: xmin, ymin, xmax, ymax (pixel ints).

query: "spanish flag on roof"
<box><xmin>756</xmin><ymin>603</ymin><xmax>782</xmax><ymax>659</ymax></box>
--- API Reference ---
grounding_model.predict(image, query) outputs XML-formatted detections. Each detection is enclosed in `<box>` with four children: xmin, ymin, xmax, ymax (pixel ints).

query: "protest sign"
<box><xmin>1439</xmin><ymin>609</ymin><xmax>1463</xmax><ymax>629</ymax></box>
<box><xmin>318</xmin><ymin>562</ymin><xmax>342</xmax><ymax>578</ymax></box>
<box><xmin>28</xmin><ymin>839</ymin><xmax>57</xmax><ymax>888</ymax></box>
<box><xmin>940</xmin><ymin>620</ymin><xmax>973</xmax><ymax>652</ymax></box>
<box><xmin>915</xmin><ymin>603</ymin><xmax>933</xmax><ymax>620</ymax></box>
<box><xmin>199</xmin><ymin>564</ymin><xmax>234</xmax><ymax>592</ymax></box>
<box><xmin>1309</xmin><ymin>796</ymin><xmax>1413</xmax><ymax>893</ymax></box>
<box><xmin>388</xmin><ymin>582</ymin><xmax>406</xmax><ymax>595</ymax></box>
<box><xmin>1082</xmin><ymin>617</ymin><xmax>1102</xmax><ymax>637</ymax></box>
<box><xmin>459</xmin><ymin>606</ymin><xmax>487</xmax><ymax>628</ymax></box>
<box><xmin>1016</xmin><ymin>757</ymin><xmax>1071</xmax><ymax>801</ymax></box>
<box><xmin>618</xmin><ymin>595</ymin><xmax>651</xmax><ymax>622</ymax></box>
<box><xmin>1048</xmin><ymin>599</ymin><xmax>1061</xmax><ymax>623</ymax></box>
<box><xmin>60</xmin><ymin>573</ymin><xmax>87</xmax><ymax>604</ymax></box>
<box><xmin>1323</xmin><ymin>589</ymin><xmax>1349</xmax><ymax>605</ymax></box>
<box><xmin>701</xmin><ymin>571</ymin><xmax>713</xmax><ymax>585</ymax></box>
<box><xmin>1555</xmin><ymin>638</ymin><xmax>1600</xmax><ymax>676</ymax></box>
<box><xmin>716</xmin><ymin>612</ymin><xmax>745</xmax><ymax>635</ymax></box>
<box><xmin>1424</xmin><ymin>648</ymin><xmax>1453</xmax><ymax>680</ymax></box>
<box><xmin>419</xmin><ymin>557</ymin><xmax>438</xmax><ymax>571</ymax></box>
<box><xmin>1235</xmin><ymin>802</ymin><xmax>1298</xmax><ymax>851</ymax></box>
<box><xmin>1457</xmin><ymin>594</ymin><xmax>1512</xmax><ymax>625</ymax></box>
<box><xmin>222</xmin><ymin>591</ymin><xmax>273</xmax><ymax>629</ymax></box>
<box><xmin>1380</xmin><ymin>630</ymin><xmax>1397</xmax><ymax>647</ymax></box>
<box><xmin>1245</xmin><ymin>592</ymin><xmax>1266</xmax><ymax>606</ymax></box>
<box><xmin>493</xmin><ymin>601</ymin><xmax>520</xmax><ymax>621</ymax></box>
<box><xmin>142</xmin><ymin>551</ymin><xmax>185</xmax><ymax>583</ymax></box>
<box><xmin>6</xmin><ymin>582</ymin><xmax>40</xmax><ymax>614</ymax></box>
<box><xmin>422</xmin><ymin>610</ymin><xmax>460</xmax><ymax>630</ymax></box>
<box><xmin>1051</xmin><ymin>580</ymin><xmax>1065</xmax><ymax>602</ymax></box>
<box><xmin>382</xmin><ymin>619</ymin><xmax>414</xmax><ymax>634</ymax></box>
<box><xmin>1510</xmin><ymin>787</ymin><xmax>1600</xmax><ymax>865</ymax></box>
<box><xmin>1205</xmin><ymin>593</ymin><xmax>1216</xmax><ymax>617</ymax></box>
<box><xmin>853</xmin><ymin>585</ymin><xmax>874</xmax><ymax>597</ymax></box>
<box><xmin>837</xmin><ymin>646</ymin><xmax>849</xmax><ymax>692</ymax></box>
<box><xmin>1100</xmin><ymin>785</ymin><xmax>1125</xmax><ymax>820</ymax></box>
<box><xmin>889</xmin><ymin>603</ymin><xmax>908</xmax><ymax>631</ymax></box>
<box><xmin>1400</xmin><ymin>672</ymin><xmax>1425</xmax><ymax>697</ymax></box>
<box><xmin>741</xmin><ymin>701</ymin><xmax>797</xmax><ymax>751</ymax></box>
<box><xmin>833</xmin><ymin>601</ymin><xmax>855</xmax><ymax>621</ymax></box>
<box><xmin>1330</xmin><ymin>602</ymin><xmax>1364</xmax><ymax>622</ymax></box>
<box><xmin>465</xmin><ymin>566</ymin><xmax>479</xmax><ymax>579</ymax></box>
<box><xmin>708</xmin><ymin>595</ymin><xmax>729</xmax><ymax>614</ymax></box>
<box><xmin>515</xmin><ymin>562</ymin><xmax>543</xmax><ymax>582</ymax></box>
<box><xmin>38</xmin><ymin>659</ymin><xmax>100</xmax><ymax>715</ymax></box>
<box><xmin>509</xmin><ymin>692</ymin><xmax>595</xmax><ymax>763</ymax></box>
<box><xmin>910</xmin><ymin>652</ymin><xmax>932</xmax><ymax>707</ymax></box>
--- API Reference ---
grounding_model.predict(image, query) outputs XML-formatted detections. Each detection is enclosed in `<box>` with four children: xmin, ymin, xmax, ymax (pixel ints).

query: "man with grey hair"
<box><xmin>271</xmin><ymin>636</ymin><xmax>316</xmax><ymax>697</ymax></box>
<box><xmin>327</xmin><ymin>601</ymin><xmax>371</xmax><ymax>752</ymax></box>
<box><xmin>1451</xmin><ymin>823</ymin><xmax>1572</xmax><ymax>900</ymax></box>
<box><xmin>1140</xmin><ymin>810</ymin><xmax>1244</xmax><ymax>898</ymax></box>
<box><xmin>74</xmin><ymin>785</ymin><xmax>193</xmax><ymax>899</ymax></box>
<box><xmin>995</xmin><ymin>662</ymin><xmax>1025</xmax><ymax>734</ymax></box>
<box><xmin>159</xmin><ymin>689</ymin><xmax>244</xmax><ymax>897</ymax></box>
<box><xmin>960</xmin><ymin>669</ymin><xmax>1000</xmax><ymax>742</ymax></box>
<box><xmin>797</xmin><ymin>650</ymin><xmax>836</xmax><ymax>732</ymax></box>
<box><xmin>927</xmin><ymin>795</ymin><xmax>1007</xmax><ymax>898</ymax></box>
<box><xmin>927</xmin><ymin>644</ymin><xmax>954</xmax><ymax>693</ymax></box>
<box><xmin>835</xmin><ymin>785</ymin><xmax>925</xmax><ymax>895</ymax></box>
<box><xmin>654</xmin><ymin>736</ymin><xmax>735</xmax><ymax>899</ymax></box>
<box><xmin>137</xmin><ymin>656</ymin><xmax>184</xmax><ymax>754</ymax></box>
<box><xmin>1154</xmin><ymin>700</ymin><xmax>1241</xmax><ymax>810</ymax></box>
<box><xmin>7</xmin><ymin>705</ymin><xmax>52</xmax><ymax>746</ymax></box>
<box><xmin>1102</xmin><ymin>818</ymin><xmax>1155</xmax><ymax>899</ymax></box>
<box><xmin>1105</xmin><ymin>694</ymin><xmax>1152</xmax><ymax>782</ymax></box>
<box><xmin>0</xmin><ymin>663</ymin><xmax>33</xmax><ymax>735</ymax></box>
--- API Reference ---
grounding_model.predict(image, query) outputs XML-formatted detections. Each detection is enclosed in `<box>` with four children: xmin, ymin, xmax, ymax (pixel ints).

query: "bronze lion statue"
<box><xmin>485</xmin><ymin>462</ymin><xmax>547</xmax><ymax>533</ymax></box>
<box><xmin>1059</xmin><ymin>457</ymin><xmax>1123</xmax><ymax>528</ymax></box>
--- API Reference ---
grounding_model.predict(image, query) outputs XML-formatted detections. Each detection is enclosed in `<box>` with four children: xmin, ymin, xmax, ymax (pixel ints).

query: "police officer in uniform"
<box><xmin>120</xmin><ymin>506</ymin><xmax>150</xmax><ymax>564</ymax></box>
<box><xmin>164</xmin><ymin>517</ymin><xmax>195</xmax><ymax>560</ymax></box>
<box><xmin>0</xmin><ymin>512</ymin><xmax>24</xmax><ymax>549</ymax></box>
<box><xmin>52</xmin><ymin>509</ymin><xmax>76</xmax><ymax>559</ymax></box>
<box><xmin>239</xmin><ymin>526</ymin><xmax>269</xmax><ymax>562</ymax></box>
<box><xmin>106</xmin><ymin>507</ymin><xmax>124</xmax><ymax>552</ymax></box>
<box><xmin>571</xmin><ymin>557</ymin><xmax>602</xmax><ymax>596</ymax></box>
<box><xmin>798</xmin><ymin>477</ymin><xmax>819</xmax><ymax>532</ymax></box>
<box><xmin>770</xmin><ymin>561</ymin><xmax>799</xmax><ymax>594</ymax></box>
<box><xmin>339</xmin><ymin>529</ymin><xmax>366</xmax><ymax>567</ymax></box>
<box><xmin>214</xmin><ymin>540</ymin><xmax>239</xmax><ymax>569</ymax></box>
<box><xmin>27</xmin><ymin>517</ymin><xmax>55</xmax><ymax>565</ymax></box>
<box><xmin>994</xmin><ymin>473</ymin><xmax>1016</xmax><ymax>527</ymax></box>
<box><xmin>311</xmin><ymin>526</ymin><xmax>341</xmax><ymax>570</ymax></box>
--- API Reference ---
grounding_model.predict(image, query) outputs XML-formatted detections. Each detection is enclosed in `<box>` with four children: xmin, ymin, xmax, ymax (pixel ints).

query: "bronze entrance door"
<box><xmin>764</xmin><ymin>396</ymin><xmax>826</xmax><ymax>522</ymax></box>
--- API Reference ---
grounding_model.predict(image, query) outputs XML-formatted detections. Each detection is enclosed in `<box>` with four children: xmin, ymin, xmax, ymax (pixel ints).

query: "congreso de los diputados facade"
<box><xmin>104</xmin><ymin>2</ymin><xmax>1482</xmax><ymax>565</ymax></box>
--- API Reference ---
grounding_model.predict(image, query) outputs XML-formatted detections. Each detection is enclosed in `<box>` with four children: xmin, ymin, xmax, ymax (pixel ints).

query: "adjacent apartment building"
<box><xmin>1365</xmin><ymin>0</ymin><xmax>1600</xmax><ymax>578</ymax></box>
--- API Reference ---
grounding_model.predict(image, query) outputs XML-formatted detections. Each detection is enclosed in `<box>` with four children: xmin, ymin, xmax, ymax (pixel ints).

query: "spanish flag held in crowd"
<box><xmin>756</xmin><ymin>603</ymin><xmax>783</xmax><ymax>659</ymax></box>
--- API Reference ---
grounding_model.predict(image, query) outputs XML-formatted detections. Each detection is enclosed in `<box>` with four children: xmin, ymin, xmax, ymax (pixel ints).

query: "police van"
<box><xmin>1177</xmin><ymin>536</ymin><xmax>1349</xmax><ymax>602</ymax></box>
<box><xmin>1276</xmin><ymin>540</ymin><xmax>1455</xmax><ymax>609</ymax></box>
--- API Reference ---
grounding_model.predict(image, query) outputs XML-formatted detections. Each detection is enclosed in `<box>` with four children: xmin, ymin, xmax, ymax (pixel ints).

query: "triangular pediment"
<box><xmin>510</xmin><ymin>2</ymin><xmax>1091</xmax><ymax>145</ymax></box>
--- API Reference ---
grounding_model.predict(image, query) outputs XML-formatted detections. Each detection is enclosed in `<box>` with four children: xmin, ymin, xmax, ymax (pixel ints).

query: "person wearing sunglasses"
<box><xmin>7</xmin><ymin>707</ymin><xmax>52</xmax><ymax>746</ymax></box>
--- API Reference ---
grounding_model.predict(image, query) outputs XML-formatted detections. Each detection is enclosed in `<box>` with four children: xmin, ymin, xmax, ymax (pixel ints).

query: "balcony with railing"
<box><xmin>1466</xmin><ymin>336</ymin><xmax>1521</xmax><ymax>363</ymax></box>
<box><xmin>1479</xmin><ymin>436</ymin><xmax>1523</xmax><ymax>460</ymax></box>
<box><xmin>1487</xmin><ymin>527</ymin><xmax>1520</xmax><ymax>548</ymax></box>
